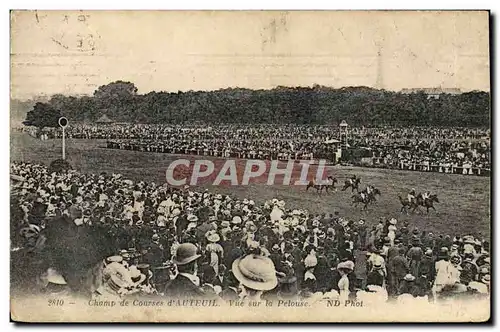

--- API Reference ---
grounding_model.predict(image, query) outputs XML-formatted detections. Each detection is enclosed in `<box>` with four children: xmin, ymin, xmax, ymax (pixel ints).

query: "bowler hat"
<box><xmin>173</xmin><ymin>243</ymin><xmax>201</xmax><ymax>265</ymax></box>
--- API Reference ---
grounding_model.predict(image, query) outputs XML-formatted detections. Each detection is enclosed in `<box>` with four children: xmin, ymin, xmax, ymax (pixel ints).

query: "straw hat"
<box><xmin>206</xmin><ymin>230</ymin><xmax>220</xmax><ymax>243</ymax></box>
<box><xmin>232</xmin><ymin>216</ymin><xmax>242</xmax><ymax>224</ymax></box>
<box><xmin>337</xmin><ymin>261</ymin><xmax>354</xmax><ymax>272</ymax></box>
<box><xmin>46</xmin><ymin>268</ymin><xmax>67</xmax><ymax>285</ymax></box>
<box><xmin>173</xmin><ymin>243</ymin><xmax>201</xmax><ymax>265</ymax></box>
<box><xmin>403</xmin><ymin>274</ymin><xmax>415</xmax><ymax>281</ymax></box>
<box><xmin>187</xmin><ymin>214</ymin><xmax>198</xmax><ymax>222</ymax></box>
<box><xmin>105</xmin><ymin>255</ymin><xmax>123</xmax><ymax>265</ymax></box>
<box><xmin>232</xmin><ymin>254</ymin><xmax>278</xmax><ymax>291</ymax></box>
<box><xmin>304</xmin><ymin>254</ymin><xmax>318</xmax><ymax>269</ymax></box>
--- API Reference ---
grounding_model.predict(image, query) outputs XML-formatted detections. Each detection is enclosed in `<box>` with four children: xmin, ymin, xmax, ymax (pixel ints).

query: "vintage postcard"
<box><xmin>10</xmin><ymin>10</ymin><xmax>490</xmax><ymax>322</ymax></box>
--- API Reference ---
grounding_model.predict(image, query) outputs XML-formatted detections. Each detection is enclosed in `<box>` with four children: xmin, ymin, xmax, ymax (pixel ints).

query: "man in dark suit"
<box><xmin>163</xmin><ymin>243</ymin><xmax>206</xmax><ymax>299</ymax></box>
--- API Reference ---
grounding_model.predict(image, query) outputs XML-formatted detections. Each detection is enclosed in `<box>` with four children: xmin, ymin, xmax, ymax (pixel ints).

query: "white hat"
<box><xmin>187</xmin><ymin>214</ymin><xmax>198</xmax><ymax>222</ymax></box>
<box><xmin>469</xmin><ymin>281</ymin><xmax>488</xmax><ymax>294</ymax></box>
<box><xmin>46</xmin><ymin>268</ymin><xmax>67</xmax><ymax>285</ymax></box>
<box><xmin>232</xmin><ymin>216</ymin><xmax>242</xmax><ymax>224</ymax></box>
<box><xmin>205</xmin><ymin>230</ymin><xmax>220</xmax><ymax>243</ymax></box>
<box><xmin>172</xmin><ymin>208</ymin><xmax>181</xmax><ymax>216</ymax></box>
<box><xmin>403</xmin><ymin>274</ymin><xmax>415</xmax><ymax>281</ymax></box>
<box><xmin>389</xmin><ymin>218</ymin><xmax>397</xmax><ymax>225</ymax></box>
<box><xmin>304</xmin><ymin>254</ymin><xmax>318</xmax><ymax>268</ymax></box>
<box><xmin>232</xmin><ymin>254</ymin><xmax>278</xmax><ymax>291</ymax></box>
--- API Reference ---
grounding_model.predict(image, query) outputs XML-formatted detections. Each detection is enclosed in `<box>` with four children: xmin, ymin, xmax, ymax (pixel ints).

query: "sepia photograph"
<box><xmin>9</xmin><ymin>10</ymin><xmax>491</xmax><ymax>322</ymax></box>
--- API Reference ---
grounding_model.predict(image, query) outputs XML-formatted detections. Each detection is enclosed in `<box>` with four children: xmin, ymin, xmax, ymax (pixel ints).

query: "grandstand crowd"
<box><xmin>11</xmin><ymin>162</ymin><xmax>490</xmax><ymax>304</ymax></box>
<box><xmin>19</xmin><ymin>124</ymin><xmax>490</xmax><ymax>175</ymax></box>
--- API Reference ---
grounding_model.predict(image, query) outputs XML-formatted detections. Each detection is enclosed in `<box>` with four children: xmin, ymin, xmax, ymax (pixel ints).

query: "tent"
<box><xmin>95</xmin><ymin>114</ymin><xmax>114</xmax><ymax>124</ymax></box>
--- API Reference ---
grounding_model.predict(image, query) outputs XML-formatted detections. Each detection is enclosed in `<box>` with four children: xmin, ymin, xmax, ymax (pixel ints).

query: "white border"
<box><xmin>2</xmin><ymin>1</ymin><xmax>497</xmax><ymax>331</ymax></box>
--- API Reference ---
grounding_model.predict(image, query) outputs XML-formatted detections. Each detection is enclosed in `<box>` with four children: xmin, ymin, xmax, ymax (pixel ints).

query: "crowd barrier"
<box><xmin>362</xmin><ymin>158</ymin><xmax>490</xmax><ymax>177</ymax></box>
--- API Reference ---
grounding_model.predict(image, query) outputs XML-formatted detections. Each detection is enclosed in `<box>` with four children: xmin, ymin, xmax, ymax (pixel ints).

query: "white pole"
<box><xmin>62</xmin><ymin>127</ymin><xmax>66</xmax><ymax>160</ymax></box>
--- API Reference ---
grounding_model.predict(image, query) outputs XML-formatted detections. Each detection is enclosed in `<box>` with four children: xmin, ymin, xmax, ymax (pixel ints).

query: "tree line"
<box><xmin>22</xmin><ymin>81</ymin><xmax>490</xmax><ymax>129</ymax></box>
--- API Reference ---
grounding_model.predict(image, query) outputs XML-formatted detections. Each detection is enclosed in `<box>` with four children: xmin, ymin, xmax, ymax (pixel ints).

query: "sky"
<box><xmin>10</xmin><ymin>10</ymin><xmax>490</xmax><ymax>100</ymax></box>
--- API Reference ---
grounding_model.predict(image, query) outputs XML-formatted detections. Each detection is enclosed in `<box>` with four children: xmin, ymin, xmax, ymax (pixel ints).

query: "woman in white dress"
<box><xmin>205</xmin><ymin>230</ymin><xmax>224</xmax><ymax>276</ymax></box>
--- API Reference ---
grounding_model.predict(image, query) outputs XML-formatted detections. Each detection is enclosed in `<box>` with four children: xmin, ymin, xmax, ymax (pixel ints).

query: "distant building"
<box><xmin>400</xmin><ymin>87</ymin><xmax>462</xmax><ymax>99</ymax></box>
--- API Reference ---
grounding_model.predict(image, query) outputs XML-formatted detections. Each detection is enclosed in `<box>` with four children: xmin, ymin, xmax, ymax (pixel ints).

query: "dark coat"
<box><xmin>366</xmin><ymin>270</ymin><xmax>385</xmax><ymax>287</ymax></box>
<box><xmin>388</xmin><ymin>255</ymin><xmax>409</xmax><ymax>280</ymax></box>
<box><xmin>163</xmin><ymin>274</ymin><xmax>206</xmax><ymax>299</ymax></box>
<box><xmin>220</xmin><ymin>287</ymin><xmax>239</xmax><ymax>301</ymax></box>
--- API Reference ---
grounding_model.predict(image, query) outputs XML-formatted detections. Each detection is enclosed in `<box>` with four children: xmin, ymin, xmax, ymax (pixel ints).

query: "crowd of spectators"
<box><xmin>11</xmin><ymin>162</ymin><xmax>490</xmax><ymax>304</ymax></box>
<box><xmin>16</xmin><ymin>124</ymin><xmax>491</xmax><ymax>175</ymax></box>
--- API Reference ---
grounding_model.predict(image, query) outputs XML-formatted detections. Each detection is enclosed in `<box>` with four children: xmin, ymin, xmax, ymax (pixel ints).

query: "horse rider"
<box><xmin>366</xmin><ymin>185</ymin><xmax>373</xmax><ymax>196</ymax></box>
<box><xmin>407</xmin><ymin>188</ymin><xmax>416</xmax><ymax>204</ymax></box>
<box><xmin>360</xmin><ymin>185</ymin><xmax>373</xmax><ymax>202</ymax></box>
<box><xmin>349</xmin><ymin>174</ymin><xmax>357</xmax><ymax>186</ymax></box>
<box><xmin>422</xmin><ymin>191</ymin><xmax>431</xmax><ymax>203</ymax></box>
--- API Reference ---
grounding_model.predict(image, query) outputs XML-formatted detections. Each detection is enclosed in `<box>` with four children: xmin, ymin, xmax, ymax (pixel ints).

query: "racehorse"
<box><xmin>306</xmin><ymin>176</ymin><xmax>337</xmax><ymax>194</ymax></box>
<box><xmin>351</xmin><ymin>192</ymin><xmax>370</xmax><ymax>210</ymax></box>
<box><xmin>413</xmin><ymin>194</ymin><xmax>439</xmax><ymax>213</ymax></box>
<box><xmin>398</xmin><ymin>194</ymin><xmax>439</xmax><ymax>214</ymax></box>
<box><xmin>365</xmin><ymin>187</ymin><xmax>381</xmax><ymax>203</ymax></box>
<box><xmin>398</xmin><ymin>195</ymin><xmax>412</xmax><ymax>214</ymax></box>
<box><xmin>341</xmin><ymin>178</ymin><xmax>361</xmax><ymax>192</ymax></box>
<box><xmin>351</xmin><ymin>188</ymin><xmax>380</xmax><ymax>210</ymax></box>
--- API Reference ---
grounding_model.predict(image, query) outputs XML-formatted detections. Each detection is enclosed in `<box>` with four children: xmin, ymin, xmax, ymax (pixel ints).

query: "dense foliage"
<box><xmin>22</xmin><ymin>81</ymin><xmax>490</xmax><ymax>128</ymax></box>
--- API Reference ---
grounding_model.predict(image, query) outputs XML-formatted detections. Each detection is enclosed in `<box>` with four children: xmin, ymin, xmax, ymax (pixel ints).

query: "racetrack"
<box><xmin>11</xmin><ymin>132</ymin><xmax>491</xmax><ymax>238</ymax></box>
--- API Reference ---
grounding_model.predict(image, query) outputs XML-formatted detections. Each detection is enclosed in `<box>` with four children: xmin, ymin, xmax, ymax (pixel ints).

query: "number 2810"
<box><xmin>48</xmin><ymin>299</ymin><xmax>64</xmax><ymax>306</ymax></box>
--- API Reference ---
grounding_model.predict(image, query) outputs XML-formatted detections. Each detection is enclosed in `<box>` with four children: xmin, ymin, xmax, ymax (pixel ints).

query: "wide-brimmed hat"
<box><xmin>46</xmin><ymin>268</ymin><xmax>67</xmax><ymax>285</ymax></box>
<box><xmin>105</xmin><ymin>255</ymin><xmax>123</xmax><ymax>265</ymax></box>
<box><xmin>247</xmin><ymin>224</ymin><xmax>257</xmax><ymax>233</ymax></box>
<box><xmin>337</xmin><ymin>261</ymin><xmax>354</xmax><ymax>271</ymax></box>
<box><xmin>232</xmin><ymin>216</ymin><xmax>242</xmax><ymax>224</ymax></box>
<box><xmin>468</xmin><ymin>281</ymin><xmax>488</xmax><ymax>294</ymax></box>
<box><xmin>206</xmin><ymin>230</ymin><xmax>220</xmax><ymax>243</ymax></box>
<box><xmin>358</xmin><ymin>219</ymin><xmax>365</xmax><ymax>225</ymax></box>
<box><xmin>462</xmin><ymin>235</ymin><xmax>474</xmax><ymax>243</ymax></box>
<box><xmin>404</xmin><ymin>274</ymin><xmax>415</xmax><ymax>281</ymax></box>
<box><xmin>187</xmin><ymin>214</ymin><xmax>198</xmax><ymax>222</ymax></box>
<box><xmin>173</xmin><ymin>243</ymin><xmax>201</xmax><ymax>265</ymax></box>
<box><xmin>128</xmin><ymin>265</ymin><xmax>147</xmax><ymax>285</ymax></box>
<box><xmin>221</xmin><ymin>220</ymin><xmax>231</xmax><ymax>228</ymax></box>
<box><xmin>232</xmin><ymin>254</ymin><xmax>278</xmax><ymax>291</ymax></box>
<box><xmin>304</xmin><ymin>254</ymin><xmax>318</xmax><ymax>269</ymax></box>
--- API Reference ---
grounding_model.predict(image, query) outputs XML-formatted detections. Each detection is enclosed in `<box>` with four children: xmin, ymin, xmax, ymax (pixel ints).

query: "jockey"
<box><xmin>422</xmin><ymin>191</ymin><xmax>431</xmax><ymax>202</ymax></box>
<box><xmin>407</xmin><ymin>188</ymin><xmax>416</xmax><ymax>204</ymax></box>
<box><xmin>361</xmin><ymin>185</ymin><xmax>372</xmax><ymax>201</ymax></box>
<box><xmin>366</xmin><ymin>185</ymin><xmax>373</xmax><ymax>196</ymax></box>
<box><xmin>350</xmin><ymin>174</ymin><xmax>357</xmax><ymax>185</ymax></box>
